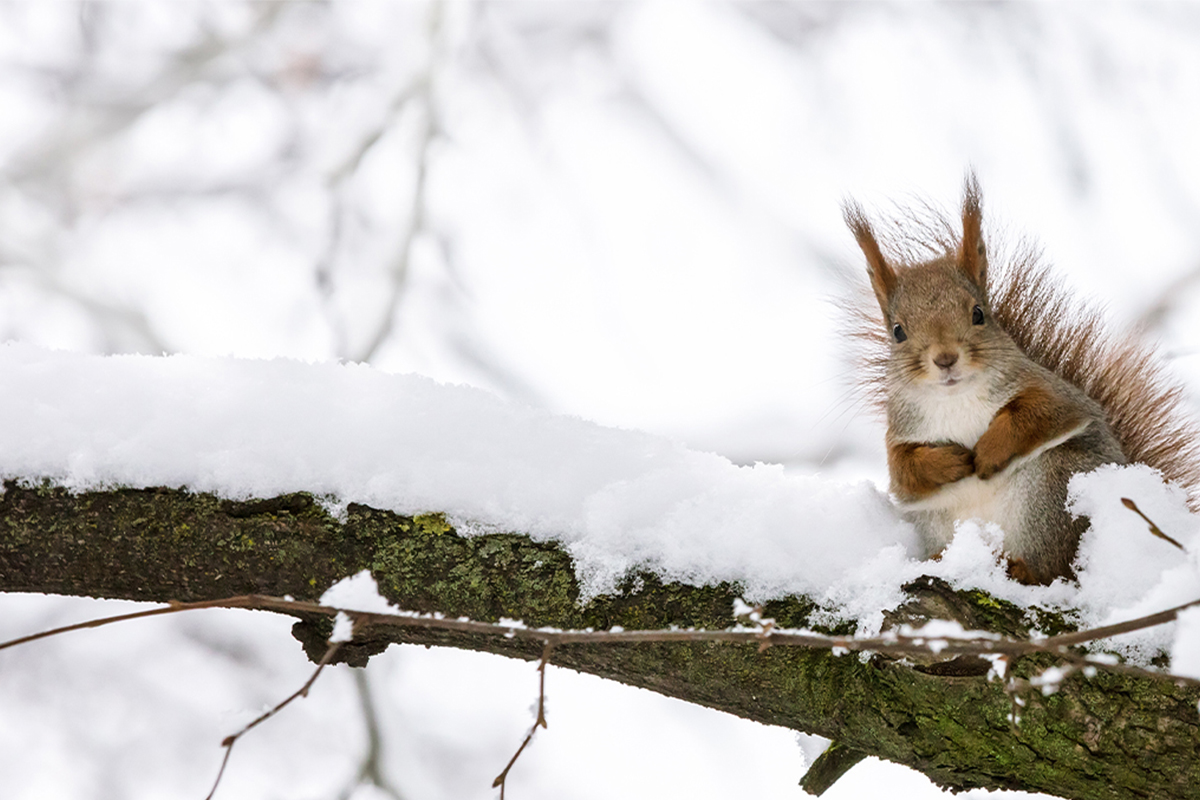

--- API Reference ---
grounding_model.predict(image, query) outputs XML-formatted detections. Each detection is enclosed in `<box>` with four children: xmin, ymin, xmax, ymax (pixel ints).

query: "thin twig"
<box><xmin>204</xmin><ymin>638</ymin><xmax>344</xmax><ymax>800</ymax></box>
<box><xmin>6</xmin><ymin>589</ymin><xmax>1200</xmax><ymax>705</ymax></box>
<box><xmin>492</xmin><ymin>642</ymin><xmax>553</xmax><ymax>799</ymax></box>
<box><xmin>1039</xmin><ymin>595</ymin><xmax>1200</xmax><ymax>648</ymax></box>
<box><xmin>1121</xmin><ymin>497</ymin><xmax>1186</xmax><ymax>550</ymax></box>
<box><xmin>0</xmin><ymin>596</ymin><xmax>257</xmax><ymax>652</ymax></box>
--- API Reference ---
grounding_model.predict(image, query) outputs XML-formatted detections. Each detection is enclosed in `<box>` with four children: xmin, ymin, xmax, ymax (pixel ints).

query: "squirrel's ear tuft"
<box><xmin>843</xmin><ymin>200</ymin><xmax>897</xmax><ymax>317</ymax></box>
<box><xmin>960</xmin><ymin>172</ymin><xmax>987</xmax><ymax>290</ymax></box>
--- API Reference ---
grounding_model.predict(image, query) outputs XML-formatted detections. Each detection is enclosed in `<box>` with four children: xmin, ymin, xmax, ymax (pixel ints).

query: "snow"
<box><xmin>321</xmin><ymin>571</ymin><xmax>399</xmax><ymax>616</ymax></box>
<box><xmin>0</xmin><ymin>342</ymin><xmax>915</xmax><ymax>606</ymax></box>
<box><xmin>5</xmin><ymin>341</ymin><xmax>1200</xmax><ymax>663</ymax></box>
<box><xmin>1030</xmin><ymin>666</ymin><xmax>1071</xmax><ymax>696</ymax></box>
<box><xmin>329</xmin><ymin>612</ymin><xmax>355</xmax><ymax>643</ymax></box>
<box><xmin>1171</xmin><ymin>607</ymin><xmax>1200</xmax><ymax>681</ymax></box>
<box><xmin>1070</xmin><ymin>465</ymin><xmax>1200</xmax><ymax>662</ymax></box>
<box><xmin>897</xmin><ymin>619</ymin><xmax>1001</xmax><ymax>643</ymax></box>
<box><xmin>321</xmin><ymin>572</ymin><xmax>403</xmax><ymax>642</ymax></box>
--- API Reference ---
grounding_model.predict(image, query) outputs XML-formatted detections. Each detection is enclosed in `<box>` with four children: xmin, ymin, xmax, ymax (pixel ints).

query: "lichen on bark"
<box><xmin>0</xmin><ymin>481</ymin><xmax>1197</xmax><ymax>800</ymax></box>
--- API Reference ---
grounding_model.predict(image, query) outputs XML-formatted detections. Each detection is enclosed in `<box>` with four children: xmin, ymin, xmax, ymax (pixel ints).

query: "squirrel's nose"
<box><xmin>933</xmin><ymin>351</ymin><xmax>958</xmax><ymax>370</ymax></box>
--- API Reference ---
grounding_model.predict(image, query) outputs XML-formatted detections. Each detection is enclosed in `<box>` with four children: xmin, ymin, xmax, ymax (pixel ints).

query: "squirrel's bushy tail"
<box><xmin>990</xmin><ymin>252</ymin><xmax>1200</xmax><ymax>503</ymax></box>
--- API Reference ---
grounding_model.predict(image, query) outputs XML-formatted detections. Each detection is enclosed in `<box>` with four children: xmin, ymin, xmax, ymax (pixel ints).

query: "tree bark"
<box><xmin>0</xmin><ymin>482</ymin><xmax>1196</xmax><ymax>800</ymax></box>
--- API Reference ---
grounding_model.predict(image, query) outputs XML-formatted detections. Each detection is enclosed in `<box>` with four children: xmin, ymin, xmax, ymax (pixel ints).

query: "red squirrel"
<box><xmin>844</xmin><ymin>175</ymin><xmax>1200</xmax><ymax>584</ymax></box>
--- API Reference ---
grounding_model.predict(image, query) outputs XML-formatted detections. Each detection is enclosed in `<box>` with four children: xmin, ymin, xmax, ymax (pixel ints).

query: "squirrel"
<box><xmin>843</xmin><ymin>174</ymin><xmax>1200</xmax><ymax>585</ymax></box>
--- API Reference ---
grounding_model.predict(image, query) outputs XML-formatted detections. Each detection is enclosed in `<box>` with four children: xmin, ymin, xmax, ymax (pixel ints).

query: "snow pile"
<box><xmin>872</xmin><ymin>465</ymin><xmax>1200</xmax><ymax>668</ymax></box>
<box><xmin>1069</xmin><ymin>465</ymin><xmax>1200</xmax><ymax>663</ymax></box>
<box><xmin>5</xmin><ymin>344</ymin><xmax>1200</xmax><ymax>670</ymax></box>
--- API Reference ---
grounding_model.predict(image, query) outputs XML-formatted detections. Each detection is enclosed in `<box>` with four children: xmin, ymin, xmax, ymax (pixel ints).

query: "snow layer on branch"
<box><xmin>0</xmin><ymin>343</ymin><xmax>914</xmax><ymax>604</ymax></box>
<box><xmin>5</xmin><ymin>343</ymin><xmax>1199</xmax><ymax>649</ymax></box>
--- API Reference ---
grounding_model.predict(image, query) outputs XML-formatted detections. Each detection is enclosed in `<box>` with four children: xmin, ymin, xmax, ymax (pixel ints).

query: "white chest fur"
<box><xmin>894</xmin><ymin>378</ymin><xmax>1091</xmax><ymax>547</ymax></box>
<box><xmin>894</xmin><ymin>377</ymin><xmax>1013</xmax><ymax>533</ymax></box>
<box><xmin>902</xmin><ymin>378</ymin><xmax>1004</xmax><ymax>448</ymax></box>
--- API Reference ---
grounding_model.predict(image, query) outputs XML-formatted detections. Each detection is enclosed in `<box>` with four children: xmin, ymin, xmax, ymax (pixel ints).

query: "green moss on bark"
<box><xmin>0</xmin><ymin>482</ymin><xmax>1197</xmax><ymax>800</ymax></box>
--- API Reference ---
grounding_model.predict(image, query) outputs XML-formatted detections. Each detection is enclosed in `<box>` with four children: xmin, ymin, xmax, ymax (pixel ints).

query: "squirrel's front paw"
<box><xmin>890</xmin><ymin>441</ymin><xmax>975</xmax><ymax>498</ymax></box>
<box><xmin>973</xmin><ymin>441</ymin><xmax>1013</xmax><ymax>480</ymax></box>
<box><xmin>928</xmin><ymin>443</ymin><xmax>974</xmax><ymax>485</ymax></box>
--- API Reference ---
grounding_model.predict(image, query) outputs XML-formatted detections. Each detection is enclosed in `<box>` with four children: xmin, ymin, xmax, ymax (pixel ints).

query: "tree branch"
<box><xmin>1</xmin><ymin>482</ymin><xmax>1198</xmax><ymax>800</ymax></box>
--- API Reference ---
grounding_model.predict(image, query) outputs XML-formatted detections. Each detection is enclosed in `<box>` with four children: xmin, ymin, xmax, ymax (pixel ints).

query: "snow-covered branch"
<box><xmin>2</xmin><ymin>478</ymin><xmax>1199</xmax><ymax>800</ymax></box>
<box><xmin>2</xmin><ymin>348</ymin><xmax>1200</xmax><ymax>798</ymax></box>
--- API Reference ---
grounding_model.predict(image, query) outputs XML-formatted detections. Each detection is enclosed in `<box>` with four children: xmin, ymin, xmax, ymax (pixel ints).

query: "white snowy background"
<box><xmin>3</xmin><ymin>3</ymin><xmax>1200</xmax><ymax>799</ymax></box>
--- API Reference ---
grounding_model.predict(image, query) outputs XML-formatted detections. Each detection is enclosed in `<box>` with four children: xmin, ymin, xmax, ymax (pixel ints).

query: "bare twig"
<box><xmin>7</xmin><ymin>590</ymin><xmax>1200</xmax><ymax>693</ymax></box>
<box><xmin>7</xmin><ymin>592</ymin><xmax>1200</xmax><ymax>682</ymax></box>
<box><xmin>1039</xmin><ymin>597</ymin><xmax>1200</xmax><ymax>648</ymax></box>
<box><xmin>316</xmin><ymin>74</ymin><xmax>427</xmax><ymax>358</ymax></box>
<box><xmin>205</xmin><ymin>638</ymin><xmax>344</xmax><ymax>800</ymax></box>
<box><xmin>0</xmin><ymin>596</ymin><xmax>257</xmax><ymax>652</ymax></box>
<box><xmin>6</xmin><ymin>586</ymin><xmax>1200</xmax><ymax>798</ymax></box>
<box><xmin>492</xmin><ymin>642</ymin><xmax>553</xmax><ymax>799</ymax></box>
<box><xmin>1122</xmin><ymin>497</ymin><xmax>1186</xmax><ymax>550</ymax></box>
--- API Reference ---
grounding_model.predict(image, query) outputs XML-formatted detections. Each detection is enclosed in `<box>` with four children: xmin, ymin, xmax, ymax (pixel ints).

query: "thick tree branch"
<box><xmin>1</xmin><ymin>482</ymin><xmax>1198</xmax><ymax>800</ymax></box>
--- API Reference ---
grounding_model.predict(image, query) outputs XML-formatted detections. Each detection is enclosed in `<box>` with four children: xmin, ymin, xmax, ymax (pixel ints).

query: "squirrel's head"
<box><xmin>844</xmin><ymin>174</ymin><xmax>1004</xmax><ymax>391</ymax></box>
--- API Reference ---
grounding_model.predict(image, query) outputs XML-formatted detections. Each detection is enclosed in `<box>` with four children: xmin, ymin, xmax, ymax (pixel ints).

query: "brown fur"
<box><xmin>888</xmin><ymin>441</ymin><xmax>975</xmax><ymax>500</ymax></box>
<box><xmin>974</xmin><ymin>383</ymin><xmax>1086</xmax><ymax>479</ymax></box>
<box><xmin>847</xmin><ymin>205</ymin><xmax>898</xmax><ymax>313</ymax></box>
<box><xmin>989</xmin><ymin>256</ymin><xmax>1200</xmax><ymax>505</ymax></box>
<box><xmin>846</xmin><ymin>181</ymin><xmax>1200</xmax><ymax>508</ymax></box>
<box><xmin>958</xmin><ymin>175</ymin><xmax>987</xmax><ymax>288</ymax></box>
<box><xmin>1005</xmin><ymin>557</ymin><xmax>1040</xmax><ymax>584</ymax></box>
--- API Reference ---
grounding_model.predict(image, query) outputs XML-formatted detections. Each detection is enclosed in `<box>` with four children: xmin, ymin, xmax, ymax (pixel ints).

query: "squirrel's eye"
<box><xmin>972</xmin><ymin>305</ymin><xmax>985</xmax><ymax>325</ymax></box>
<box><xmin>892</xmin><ymin>323</ymin><xmax>907</xmax><ymax>343</ymax></box>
